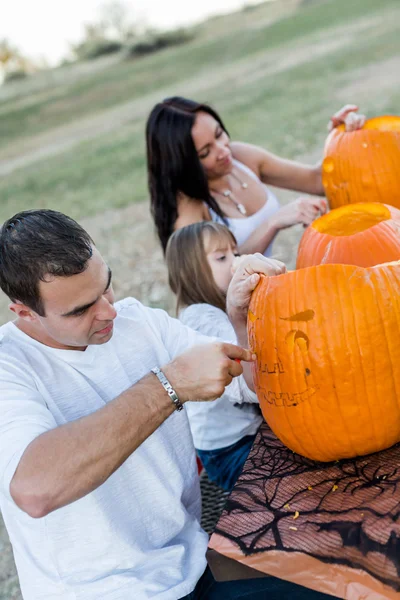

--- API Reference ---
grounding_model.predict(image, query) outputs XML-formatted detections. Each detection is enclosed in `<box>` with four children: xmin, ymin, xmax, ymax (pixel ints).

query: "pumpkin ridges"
<box><xmin>336</xmin><ymin>131</ymin><xmax>352</xmax><ymax>207</ymax></box>
<box><xmin>387</xmin><ymin>141</ymin><xmax>400</xmax><ymax>205</ymax></box>
<box><xmin>322</xmin><ymin>128</ymin><xmax>341</xmax><ymax>207</ymax></box>
<box><xmin>309</xmin><ymin>267</ymin><xmax>342</xmax><ymax>460</ymax></box>
<box><xmin>323</xmin><ymin>117</ymin><xmax>400</xmax><ymax>209</ymax></box>
<box><xmin>291</xmin><ymin>268</ymin><xmax>328</xmax><ymax>460</ymax></box>
<box><xmin>254</xmin><ymin>274</ymin><xmax>311</xmax><ymax>458</ymax></box>
<box><xmin>252</xmin><ymin>273</ymin><xmax>327</xmax><ymax>459</ymax></box>
<box><xmin>322</xmin><ymin>267</ymin><xmax>355</xmax><ymax>458</ymax></box>
<box><xmin>318</xmin><ymin>266</ymin><xmax>360</xmax><ymax>459</ymax></box>
<box><xmin>370</xmin><ymin>221</ymin><xmax>400</xmax><ymax>263</ymax></box>
<box><xmin>253</xmin><ymin>270</ymin><xmax>323</xmax><ymax>460</ymax></box>
<box><xmin>255</xmin><ymin>271</ymin><xmax>341</xmax><ymax>461</ymax></box>
<box><xmin>337</xmin><ymin>264</ymin><xmax>400</xmax><ymax>456</ymax></box>
<box><xmin>249</xmin><ymin>262</ymin><xmax>400</xmax><ymax>461</ymax></box>
<box><xmin>366</xmin><ymin>134</ymin><xmax>382</xmax><ymax>204</ymax></box>
<box><xmin>328</xmin><ymin>265</ymin><xmax>381</xmax><ymax>457</ymax></box>
<box><xmin>274</xmin><ymin>272</ymin><xmax>307</xmax><ymax>456</ymax></box>
<box><xmin>372</xmin><ymin>267</ymin><xmax>400</xmax><ymax>449</ymax></box>
<box><xmin>299</xmin><ymin>269</ymin><xmax>329</xmax><ymax>460</ymax></box>
<box><xmin>348</xmin><ymin>268</ymin><xmax>384</xmax><ymax>455</ymax></box>
<box><xmin>341</xmin><ymin>133</ymin><xmax>354</xmax><ymax>206</ymax></box>
<box><xmin>377</xmin><ymin>266</ymin><xmax>400</xmax><ymax>446</ymax></box>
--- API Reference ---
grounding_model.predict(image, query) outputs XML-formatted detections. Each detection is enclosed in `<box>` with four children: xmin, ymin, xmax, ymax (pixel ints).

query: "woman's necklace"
<box><xmin>210</xmin><ymin>171</ymin><xmax>248</xmax><ymax>216</ymax></box>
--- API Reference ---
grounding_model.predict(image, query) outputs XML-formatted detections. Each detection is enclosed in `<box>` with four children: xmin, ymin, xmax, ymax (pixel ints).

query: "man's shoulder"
<box><xmin>115</xmin><ymin>296</ymin><xmax>142</xmax><ymax>314</ymax></box>
<box><xmin>115</xmin><ymin>297</ymin><xmax>173</xmax><ymax>331</ymax></box>
<box><xmin>0</xmin><ymin>323</ymin><xmax>35</xmax><ymax>382</ymax></box>
<box><xmin>115</xmin><ymin>297</ymin><xmax>162</xmax><ymax>320</ymax></box>
<box><xmin>0</xmin><ymin>322</ymin><xmax>19</xmax><ymax>356</ymax></box>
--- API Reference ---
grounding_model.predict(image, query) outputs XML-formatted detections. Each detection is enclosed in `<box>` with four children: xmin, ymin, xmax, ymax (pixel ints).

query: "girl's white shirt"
<box><xmin>180</xmin><ymin>303</ymin><xmax>262</xmax><ymax>451</ymax></box>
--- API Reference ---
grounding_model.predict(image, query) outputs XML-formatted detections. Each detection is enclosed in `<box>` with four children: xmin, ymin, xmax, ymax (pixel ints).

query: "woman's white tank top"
<box><xmin>208</xmin><ymin>160</ymin><xmax>280</xmax><ymax>257</ymax></box>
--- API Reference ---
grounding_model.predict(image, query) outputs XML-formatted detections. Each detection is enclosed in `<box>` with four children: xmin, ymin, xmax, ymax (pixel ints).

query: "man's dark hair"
<box><xmin>0</xmin><ymin>209</ymin><xmax>94</xmax><ymax>316</ymax></box>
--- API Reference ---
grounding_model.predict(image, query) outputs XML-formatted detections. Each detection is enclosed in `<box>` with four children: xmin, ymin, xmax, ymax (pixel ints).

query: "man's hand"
<box><xmin>328</xmin><ymin>104</ymin><xmax>366</xmax><ymax>132</ymax></box>
<box><xmin>163</xmin><ymin>342</ymin><xmax>255</xmax><ymax>403</ymax></box>
<box><xmin>226</xmin><ymin>254</ymin><xmax>286</xmax><ymax>325</ymax></box>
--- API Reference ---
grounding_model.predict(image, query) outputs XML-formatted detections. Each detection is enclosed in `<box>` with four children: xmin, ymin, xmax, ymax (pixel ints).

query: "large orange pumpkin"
<box><xmin>322</xmin><ymin>115</ymin><xmax>400</xmax><ymax>209</ymax></box>
<box><xmin>296</xmin><ymin>202</ymin><xmax>400</xmax><ymax>269</ymax></box>
<box><xmin>248</xmin><ymin>261</ymin><xmax>400</xmax><ymax>462</ymax></box>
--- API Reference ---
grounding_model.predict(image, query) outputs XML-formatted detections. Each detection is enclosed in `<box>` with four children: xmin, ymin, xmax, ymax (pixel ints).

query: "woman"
<box><xmin>146</xmin><ymin>97</ymin><xmax>365</xmax><ymax>254</ymax></box>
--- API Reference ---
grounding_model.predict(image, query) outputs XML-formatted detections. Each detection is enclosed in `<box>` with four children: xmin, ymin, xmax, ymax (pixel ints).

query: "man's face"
<box><xmin>27</xmin><ymin>248</ymin><xmax>117</xmax><ymax>350</ymax></box>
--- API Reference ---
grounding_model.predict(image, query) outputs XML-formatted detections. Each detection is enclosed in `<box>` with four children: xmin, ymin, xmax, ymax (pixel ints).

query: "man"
<box><xmin>0</xmin><ymin>210</ymin><xmax>329</xmax><ymax>600</ymax></box>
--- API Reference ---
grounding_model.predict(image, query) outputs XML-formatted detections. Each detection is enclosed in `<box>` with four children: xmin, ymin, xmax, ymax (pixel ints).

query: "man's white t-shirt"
<box><xmin>0</xmin><ymin>298</ymin><xmax>214</xmax><ymax>600</ymax></box>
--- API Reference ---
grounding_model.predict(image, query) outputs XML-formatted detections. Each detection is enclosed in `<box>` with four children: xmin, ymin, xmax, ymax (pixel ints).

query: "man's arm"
<box><xmin>10</xmin><ymin>373</ymin><xmax>174</xmax><ymax>518</ymax></box>
<box><xmin>10</xmin><ymin>342</ymin><xmax>251</xmax><ymax>518</ymax></box>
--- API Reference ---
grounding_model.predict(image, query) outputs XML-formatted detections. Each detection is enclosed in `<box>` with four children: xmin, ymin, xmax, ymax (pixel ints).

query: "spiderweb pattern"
<box><xmin>214</xmin><ymin>422</ymin><xmax>400</xmax><ymax>591</ymax></box>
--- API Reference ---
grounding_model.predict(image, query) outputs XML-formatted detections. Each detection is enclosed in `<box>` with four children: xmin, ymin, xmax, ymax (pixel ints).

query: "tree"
<box><xmin>70</xmin><ymin>1</ymin><xmax>140</xmax><ymax>61</ymax></box>
<box><xmin>99</xmin><ymin>0</ymin><xmax>138</xmax><ymax>42</ymax></box>
<box><xmin>0</xmin><ymin>39</ymin><xmax>35</xmax><ymax>80</ymax></box>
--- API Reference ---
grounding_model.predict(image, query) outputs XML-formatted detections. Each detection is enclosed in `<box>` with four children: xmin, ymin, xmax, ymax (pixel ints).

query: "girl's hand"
<box><xmin>227</xmin><ymin>254</ymin><xmax>286</xmax><ymax>323</ymax></box>
<box><xmin>328</xmin><ymin>104</ymin><xmax>367</xmax><ymax>132</ymax></box>
<box><xmin>271</xmin><ymin>197</ymin><xmax>327</xmax><ymax>230</ymax></box>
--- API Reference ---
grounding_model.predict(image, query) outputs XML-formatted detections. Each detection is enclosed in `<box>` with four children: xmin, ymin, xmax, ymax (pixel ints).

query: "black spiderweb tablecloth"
<box><xmin>208</xmin><ymin>422</ymin><xmax>400</xmax><ymax>599</ymax></box>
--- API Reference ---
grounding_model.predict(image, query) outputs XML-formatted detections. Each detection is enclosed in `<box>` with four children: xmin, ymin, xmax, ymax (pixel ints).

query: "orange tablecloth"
<box><xmin>208</xmin><ymin>422</ymin><xmax>400</xmax><ymax>599</ymax></box>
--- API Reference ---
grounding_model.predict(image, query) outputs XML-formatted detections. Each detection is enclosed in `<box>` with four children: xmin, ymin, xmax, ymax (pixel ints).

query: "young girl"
<box><xmin>166</xmin><ymin>221</ymin><xmax>262</xmax><ymax>491</ymax></box>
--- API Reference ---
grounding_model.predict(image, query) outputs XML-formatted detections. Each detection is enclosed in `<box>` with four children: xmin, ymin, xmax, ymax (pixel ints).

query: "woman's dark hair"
<box><xmin>146</xmin><ymin>96</ymin><xmax>229</xmax><ymax>252</ymax></box>
<box><xmin>166</xmin><ymin>221</ymin><xmax>237</xmax><ymax>314</ymax></box>
<box><xmin>0</xmin><ymin>209</ymin><xmax>94</xmax><ymax>316</ymax></box>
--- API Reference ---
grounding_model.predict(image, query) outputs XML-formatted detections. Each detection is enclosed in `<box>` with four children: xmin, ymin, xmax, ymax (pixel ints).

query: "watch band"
<box><xmin>151</xmin><ymin>367</ymin><xmax>184</xmax><ymax>412</ymax></box>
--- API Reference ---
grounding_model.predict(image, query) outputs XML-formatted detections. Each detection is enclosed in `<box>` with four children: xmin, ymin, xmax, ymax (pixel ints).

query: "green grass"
<box><xmin>0</xmin><ymin>0</ymin><xmax>399</xmax><ymax>223</ymax></box>
<box><xmin>1</xmin><ymin>0</ymin><xmax>399</xmax><ymax>149</ymax></box>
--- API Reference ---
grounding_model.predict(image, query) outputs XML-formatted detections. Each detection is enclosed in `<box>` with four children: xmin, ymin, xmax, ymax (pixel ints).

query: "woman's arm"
<box><xmin>231</xmin><ymin>105</ymin><xmax>366</xmax><ymax>197</ymax></box>
<box><xmin>237</xmin><ymin>195</ymin><xmax>328</xmax><ymax>255</ymax></box>
<box><xmin>232</xmin><ymin>141</ymin><xmax>325</xmax><ymax>195</ymax></box>
<box><xmin>237</xmin><ymin>217</ymin><xmax>280</xmax><ymax>255</ymax></box>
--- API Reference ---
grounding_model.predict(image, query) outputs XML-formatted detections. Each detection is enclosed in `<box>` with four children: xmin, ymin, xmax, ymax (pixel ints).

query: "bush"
<box><xmin>127</xmin><ymin>29</ymin><xmax>195</xmax><ymax>58</ymax></box>
<box><xmin>241</xmin><ymin>3</ymin><xmax>259</xmax><ymax>12</ymax></box>
<box><xmin>73</xmin><ymin>39</ymin><xmax>123</xmax><ymax>61</ymax></box>
<box><xmin>3</xmin><ymin>69</ymin><xmax>28</xmax><ymax>84</ymax></box>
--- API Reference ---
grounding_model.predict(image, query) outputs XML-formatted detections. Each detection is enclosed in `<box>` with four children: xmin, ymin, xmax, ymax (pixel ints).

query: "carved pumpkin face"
<box><xmin>322</xmin><ymin>115</ymin><xmax>400</xmax><ymax>209</ymax></box>
<box><xmin>297</xmin><ymin>203</ymin><xmax>400</xmax><ymax>269</ymax></box>
<box><xmin>248</xmin><ymin>261</ymin><xmax>400</xmax><ymax>462</ymax></box>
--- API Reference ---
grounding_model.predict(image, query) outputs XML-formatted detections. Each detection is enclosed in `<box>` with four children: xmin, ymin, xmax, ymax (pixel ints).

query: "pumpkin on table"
<box><xmin>322</xmin><ymin>115</ymin><xmax>400</xmax><ymax>209</ymax></box>
<box><xmin>296</xmin><ymin>202</ymin><xmax>400</xmax><ymax>268</ymax></box>
<box><xmin>248</xmin><ymin>262</ymin><xmax>400</xmax><ymax>462</ymax></box>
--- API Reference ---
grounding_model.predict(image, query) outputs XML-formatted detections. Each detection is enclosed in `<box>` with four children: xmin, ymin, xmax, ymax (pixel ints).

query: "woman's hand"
<box><xmin>270</xmin><ymin>196</ymin><xmax>327</xmax><ymax>230</ymax></box>
<box><xmin>328</xmin><ymin>104</ymin><xmax>367</xmax><ymax>132</ymax></box>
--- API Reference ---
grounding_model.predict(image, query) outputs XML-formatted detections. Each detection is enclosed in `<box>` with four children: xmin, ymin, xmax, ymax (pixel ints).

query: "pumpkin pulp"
<box><xmin>313</xmin><ymin>203</ymin><xmax>391</xmax><ymax>236</ymax></box>
<box><xmin>296</xmin><ymin>203</ymin><xmax>400</xmax><ymax>269</ymax></box>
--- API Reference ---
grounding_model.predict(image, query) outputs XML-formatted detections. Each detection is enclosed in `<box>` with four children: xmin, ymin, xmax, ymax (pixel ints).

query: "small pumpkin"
<box><xmin>296</xmin><ymin>202</ymin><xmax>400</xmax><ymax>269</ymax></box>
<box><xmin>248</xmin><ymin>261</ymin><xmax>400</xmax><ymax>462</ymax></box>
<box><xmin>322</xmin><ymin>115</ymin><xmax>400</xmax><ymax>209</ymax></box>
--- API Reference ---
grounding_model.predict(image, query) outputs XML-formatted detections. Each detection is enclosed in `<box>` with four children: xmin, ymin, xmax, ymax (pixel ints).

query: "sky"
<box><xmin>1</xmin><ymin>0</ymin><xmax>265</xmax><ymax>66</ymax></box>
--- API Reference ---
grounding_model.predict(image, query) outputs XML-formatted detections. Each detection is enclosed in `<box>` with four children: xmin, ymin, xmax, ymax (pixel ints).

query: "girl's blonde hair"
<box><xmin>166</xmin><ymin>221</ymin><xmax>237</xmax><ymax>314</ymax></box>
